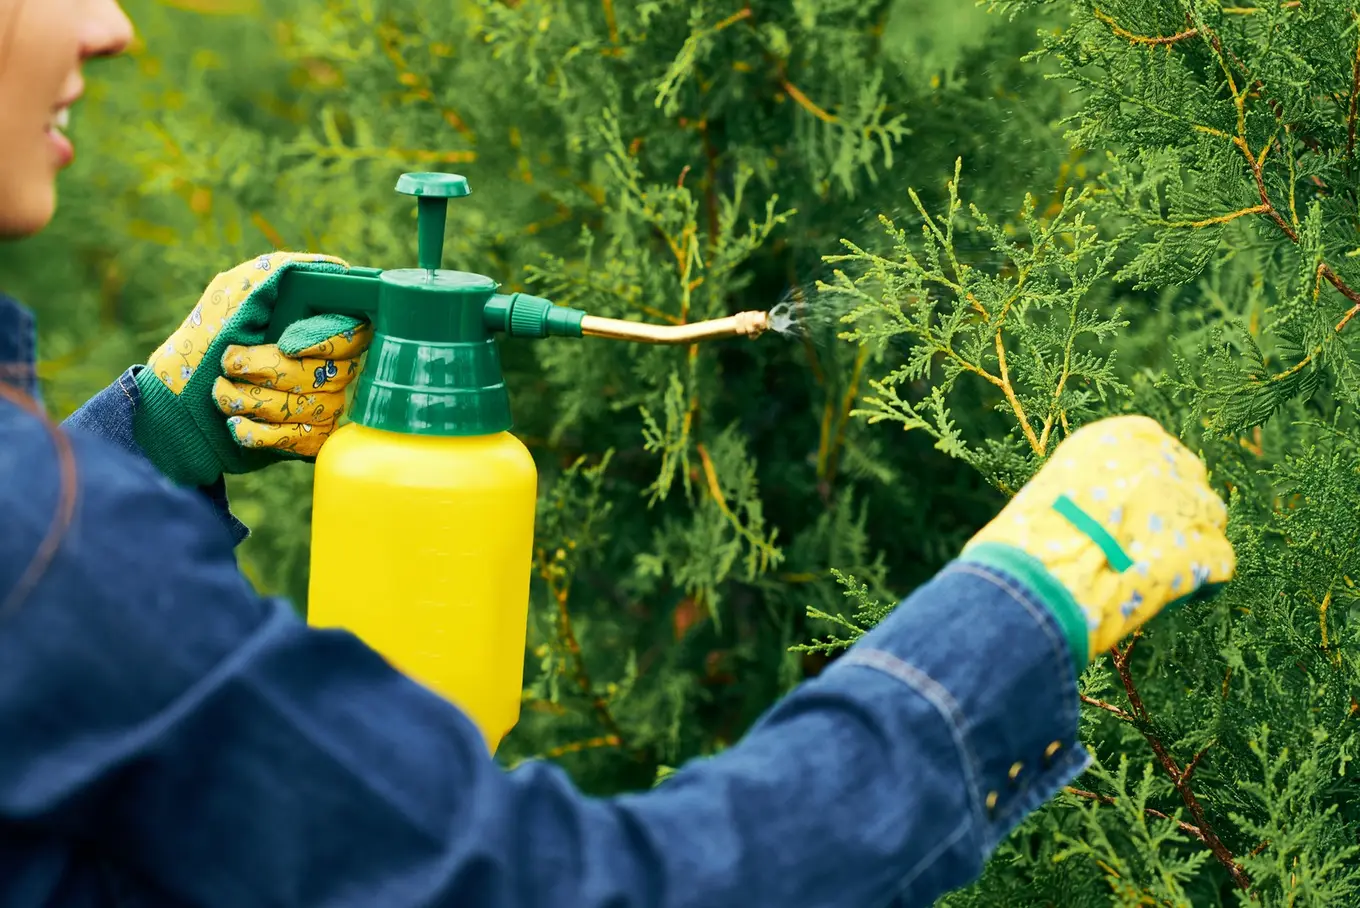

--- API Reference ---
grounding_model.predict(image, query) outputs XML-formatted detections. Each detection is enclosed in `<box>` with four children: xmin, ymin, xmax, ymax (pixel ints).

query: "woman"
<box><xmin>0</xmin><ymin>2</ymin><xmax>1237</xmax><ymax>906</ymax></box>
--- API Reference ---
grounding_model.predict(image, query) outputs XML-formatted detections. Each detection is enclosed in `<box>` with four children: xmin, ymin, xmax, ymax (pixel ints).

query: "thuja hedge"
<box><xmin>4</xmin><ymin>1</ymin><xmax>1358</xmax><ymax>903</ymax></box>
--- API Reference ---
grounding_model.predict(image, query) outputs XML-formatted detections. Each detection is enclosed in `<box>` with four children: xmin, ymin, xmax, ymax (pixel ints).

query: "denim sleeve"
<box><xmin>0</xmin><ymin>403</ymin><xmax>1089</xmax><ymax>908</ymax></box>
<box><xmin>60</xmin><ymin>364</ymin><xmax>248</xmax><ymax>545</ymax></box>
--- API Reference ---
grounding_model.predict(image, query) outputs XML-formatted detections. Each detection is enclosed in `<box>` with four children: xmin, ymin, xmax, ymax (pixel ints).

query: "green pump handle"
<box><xmin>264</xmin><ymin>172</ymin><xmax>587</xmax><ymax>437</ymax></box>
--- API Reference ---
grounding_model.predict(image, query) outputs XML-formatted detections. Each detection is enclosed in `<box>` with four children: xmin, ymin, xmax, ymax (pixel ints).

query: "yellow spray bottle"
<box><xmin>264</xmin><ymin>173</ymin><xmax>770</xmax><ymax>753</ymax></box>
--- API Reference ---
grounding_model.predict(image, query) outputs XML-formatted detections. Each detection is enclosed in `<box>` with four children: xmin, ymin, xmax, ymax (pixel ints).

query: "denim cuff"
<box><xmin>837</xmin><ymin>560</ymin><xmax>1091</xmax><ymax>862</ymax></box>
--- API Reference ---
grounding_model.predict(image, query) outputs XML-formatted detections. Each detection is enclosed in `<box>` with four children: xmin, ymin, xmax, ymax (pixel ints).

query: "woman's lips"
<box><xmin>46</xmin><ymin>107</ymin><xmax>74</xmax><ymax>167</ymax></box>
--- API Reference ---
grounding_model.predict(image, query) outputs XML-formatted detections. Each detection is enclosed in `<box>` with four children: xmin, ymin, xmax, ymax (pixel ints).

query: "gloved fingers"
<box><xmin>1157</xmin><ymin>433</ymin><xmax>1210</xmax><ymax>485</ymax></box>
<box><xmin>1166</xmin><ymin>522</ymin><xmax>1237</xmax><ymax>593</ymax></box>
<box><xmin>226</xmin><ymin>414</ymin><xmax>331</xmax><ymax>458</ymax></box>
<box><xmin>1160</xmin><ymin>476</ymin><xmax>1229</xmax><ymax>539</ymax></box>
<box><xmin>1057</xmin><ymin>414</ymin><xmax>1167</xmax><ymax>458</ymax></box>
<box><xmin>276</xmin><ymin>314</ymin><xmax>373</xmax><ymax>359</ymax></box>
<box><xmin>221</xmin><ymin>344</ymin><xmax>364</xmax><ymax>394</ymax></box>
<box><xmin>213</xmin><ymin>376</ymin><xmax>345</xmax><ymax>426</ymax></box>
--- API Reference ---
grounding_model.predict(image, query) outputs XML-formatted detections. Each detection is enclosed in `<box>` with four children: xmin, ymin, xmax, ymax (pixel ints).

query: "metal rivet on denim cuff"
<box><xmin>985</xmin><ymin>791</ymin><xmax>999</xmax><ymax>814</ymax></box>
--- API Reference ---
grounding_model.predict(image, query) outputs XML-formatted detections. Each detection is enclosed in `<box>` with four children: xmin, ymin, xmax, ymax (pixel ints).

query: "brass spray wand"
<box><xmin>580</xmin><ymin>310</ymin><xmax>770</xmax><ymax>345</ymax></box>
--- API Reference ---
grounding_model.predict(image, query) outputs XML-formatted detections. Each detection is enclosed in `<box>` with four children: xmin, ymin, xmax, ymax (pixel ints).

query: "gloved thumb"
<box><xmin>276</xmin><ymin>313</ymin><xmax>372</xmax><ymax>360</ymax></box>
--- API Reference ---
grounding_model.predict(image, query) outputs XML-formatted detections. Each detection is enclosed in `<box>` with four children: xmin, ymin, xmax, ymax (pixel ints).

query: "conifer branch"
<box><xmin>601</xmin><ymin>0</ymin><xmax>619</xmax><ymax>46</ymax></box>
<box><xmin>1092</xmin><ymin>8</ymin><xmax>1199</xmax><ymax>46</ymax></box>
<box><xmin>1176</xmin><ymin>31</ymin><xmax>1360</xmax><ymax>387</ymax></box>
<box><xmin>536</xmin><ymin>548</ymin><xmax>629</xmax><ymax>749</ymax></box>
<box><xmin>1348</xmin><ymin>24</ymin><xmax>1360</xmax><ymax>160</ymax></box>
<box><xmin>1109</xmin><ymin>641</ymin><xmax>1251</xmax><ymax>891</ymax></box>
<box><xmin>1220</xmin><ymin>1</ymin><xmax>1300</xmax><ymax>12</ymax></box>
<box><xmin>1080</xmin><ymin>693</ymin><xmax>1136</xmax><ymax>722</ymax></box>
<box><xmin>1093</xmin><ymin>0</ymin><xmax>1360</xmax><ymax>345</ymax></box>
<box><xmin>1066</xmin><ymin>787</ymin><xmax>1209</xmax><ymax>843</ymax></box>
<box><xmin>817</xmin><ymin>344</ymin><xmax>870</xmax><ymax>488</ymax></box>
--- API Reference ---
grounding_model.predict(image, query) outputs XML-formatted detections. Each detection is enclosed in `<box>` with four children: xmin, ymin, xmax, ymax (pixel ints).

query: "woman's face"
<box><xmin>0</xmin><ymin>0</ymin><xmax>133</xmax><ymax>238</ymax></box>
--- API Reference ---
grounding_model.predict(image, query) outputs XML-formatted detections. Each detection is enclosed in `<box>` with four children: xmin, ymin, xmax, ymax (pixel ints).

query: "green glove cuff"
<box><xmin>133</xmin><ymin>259</ymin><xmax>349</xmax><ymax>488</ymax></box>
<box><xmin>957</xmin><ymin>541</ymin><xmax>1090</xmax><ymax>673</ymax></box>
<box><xmin>133</xmin><ymin>366</ymin><xmax>271</xmax><ymax>487</ymax></box>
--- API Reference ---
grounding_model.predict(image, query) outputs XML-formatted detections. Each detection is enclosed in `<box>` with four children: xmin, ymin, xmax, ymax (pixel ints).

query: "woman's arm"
<box><xmin>61</xmin><ymin>363</ymin><xmax>248</xmax><ymax>544</ymax></box>
<box><xmin>0</xmin><ymin>401</ymin><xmax>1086</xmax><ymax>908</ymax></box>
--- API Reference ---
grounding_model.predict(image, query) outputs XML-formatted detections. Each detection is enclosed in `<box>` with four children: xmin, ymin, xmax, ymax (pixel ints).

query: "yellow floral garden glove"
<box><xmin>959</xmin><ymin>415</ymin><xmax>1235</xmax><ymax>670</ymax></box>
<box><xmin>133</xmin><ymin>252</ymin><xmax>373</xmax><ymax>488</ymax></box>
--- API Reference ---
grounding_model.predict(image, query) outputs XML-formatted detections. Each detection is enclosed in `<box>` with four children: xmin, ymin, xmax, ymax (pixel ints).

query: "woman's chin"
<box><xmin>0</xmin><ymin>185</ymin><xmax>58</xmax><ymax>239</ymax></box>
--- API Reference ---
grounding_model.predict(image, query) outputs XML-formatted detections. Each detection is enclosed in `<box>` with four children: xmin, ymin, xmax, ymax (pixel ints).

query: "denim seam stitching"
<box><xmin>945</xmin><ymin>562</ymin><xmax>1082</xmax><ymax>736</ymax></box>
<box><xmin>838</xmin><ymin>647</ymin><xmax>987</xmax><ymax>850</ymax></box>
<box><xmin>117</xmin><ymin>371</ymin><xmax>139</xmax><ymax>407</ymax></box>
<box><xmin>937</xmin><ymin>563</ymin><xmax>1087</xmax><ymax>851</ymax></box>
<box><xmin>945</xmin><ymin>563</ymin><xmax>1072</xmax><ymax>689</ymax></box>
<box><xmin>894</xmin><ymin>814</ymin><xmax>975</xmax><ymax>895</ymax></box>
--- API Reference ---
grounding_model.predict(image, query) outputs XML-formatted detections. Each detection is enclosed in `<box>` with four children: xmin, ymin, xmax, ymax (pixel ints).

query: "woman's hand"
<box><xmin>960</xmin><ymin>414</ymin><xmax>1235</xmax><ymax>667</ymax></box>
<box><xmin>133</xmin><ymin>252</ymin><xmax>373</xmax><ymax>488</ymax></box>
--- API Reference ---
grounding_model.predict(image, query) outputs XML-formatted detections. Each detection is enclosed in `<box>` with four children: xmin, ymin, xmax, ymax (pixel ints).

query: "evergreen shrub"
<box><xmin>5</xmin><ymin>0</ymin><xmax>1359</xmax><ymax>903</ymax></box>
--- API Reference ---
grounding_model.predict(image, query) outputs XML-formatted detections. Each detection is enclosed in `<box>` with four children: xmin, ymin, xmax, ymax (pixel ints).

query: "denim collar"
<box><xmin>0</xmin><ymin>294</ymin><xmax>38</xmax><ymax>398</ymax></box>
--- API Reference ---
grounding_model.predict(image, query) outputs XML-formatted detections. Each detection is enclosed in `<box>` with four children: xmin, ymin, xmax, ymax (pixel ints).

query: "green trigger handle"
<box><xmin>266</xmin><ymin>268</ymin><xmax>383</xmax><ymax>345</ymax></box>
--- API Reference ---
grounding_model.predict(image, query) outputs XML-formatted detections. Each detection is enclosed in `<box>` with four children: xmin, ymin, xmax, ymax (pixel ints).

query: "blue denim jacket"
<box><xmin>0</xmin><ymin>293</ymin><xmax>1090</xmax><ymax>907</ymax></box>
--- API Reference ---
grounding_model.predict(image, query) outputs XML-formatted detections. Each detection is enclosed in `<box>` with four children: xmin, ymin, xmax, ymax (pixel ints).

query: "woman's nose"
<box><xmin>83</xmin><ymin>0</ymin><xmax>135</xmax><ymax>60</ymax></box>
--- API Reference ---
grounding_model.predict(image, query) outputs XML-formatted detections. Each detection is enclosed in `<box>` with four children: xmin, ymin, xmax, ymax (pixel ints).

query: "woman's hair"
<box><xmin>0</xmin><ymin>374</ymin><xmax>79</xmax><ymax>616</ymax></box>
<box><xmin>0</xmin><ymin>0</ymin><xmax>79</xmax><ymax>614</ymax></box>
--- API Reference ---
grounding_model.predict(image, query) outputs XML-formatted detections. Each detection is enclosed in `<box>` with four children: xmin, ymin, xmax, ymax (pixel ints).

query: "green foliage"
<box><xmin>788</xmin><ymin>568</ymin><xmax>893</xmax><ymax>655</ymax></box>
<box><xmin>826</xmin><ymin>158</ymin><xmax>1129</xmax><ymax>491</ymax></box>
<box><xmin>7</xmin><ymin>0</ymin><xmax>1360</xmax><ymax>903</ymax></box>
<box><xmin>830</xmin><ymin>0</ymin><xmax>1360</xmax><ymax>903</ymax></box>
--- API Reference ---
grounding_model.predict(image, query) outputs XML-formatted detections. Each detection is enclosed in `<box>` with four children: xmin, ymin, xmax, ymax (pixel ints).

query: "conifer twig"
<box><xmin>601</xmin><ymin>0</ymin><xmax>619</xmax><ymax>46</ymax></box>
<box><xmin>696</xmin><ymin>442</ymin><xmax>778</xmax><ymax>567</ymax></box>
<box><xmin>1092</xmin><ymin>8</ymin><xmax>1199</xmax><ymax>45</ymax></box>
<box><xmin>1106</xmin><ymin>5</ymin><xmax>1360</xmax><ymax>381</ymax></box>
<box><xmin>1065</xmin><ymin>787</ymin><xmax>1209</xmax><ymax>843</ymax></box>
<box><xmin>542</xmin><ymin>734</ymin><xmax>622</xmax><ymax>760</ymax></box>
<box><xmin>1220</xmin><ymin>1</ymin><xmax>1300</xmax><ymax>12</ymax></box>
<box><xmin>1348</xmin><ymin>20</ymin><xmax>1360</xmax><ymax>160</ymax></box>
<box><xmin>736</xmin><ymin>5</ymin><xmax>838</xmax><ymax>124</ymax></box>
<box><xmin>536</xmin><ymin>548</ymin><xmax>629</xmax><ymax>749</ymax></box>
<box><xmin>1109</xmin><ymin>641</ymin><xmax>1252</xmax><ymax>890</ymax></box>
<box><xmin>1080</xmin><ymin>693</ymin><xmax>1136</xmax><ymax>722</ymax></box>
<box><xmin>817</xmin><ymin>344</ymin><xmax>870</xmax><ymax>488</ymax></box>
<box><xmin>995</xmin><ymin>330</ymin><xmax>1043</xmax><ymax>455</ymax></box>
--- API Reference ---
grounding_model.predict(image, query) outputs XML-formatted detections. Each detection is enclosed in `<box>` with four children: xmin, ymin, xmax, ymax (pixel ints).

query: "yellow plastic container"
<box><xmin>306</xmin><ymin>421</ymin><xmax>537</xmax><ymax>753</ymax></box>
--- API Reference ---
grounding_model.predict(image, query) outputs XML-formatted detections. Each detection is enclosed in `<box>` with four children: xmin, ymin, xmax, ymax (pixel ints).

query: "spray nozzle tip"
<box><xmin>736</xmin><ymin>310</ymin><xmax>769</xmax><ymax>338</ymax></box>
